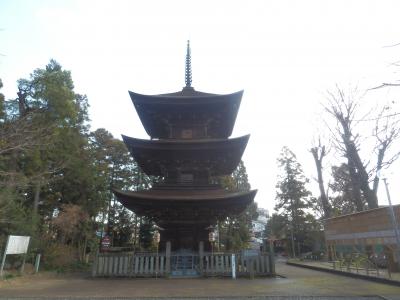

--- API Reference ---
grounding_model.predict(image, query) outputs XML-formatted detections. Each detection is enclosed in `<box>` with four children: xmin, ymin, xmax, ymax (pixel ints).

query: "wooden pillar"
<box><xmin>91</xmin><ymin>250</ymin><xmax>99</xmax><ymax>277</ymax></box>
<box><xmin>249</xmin><ymin>258</ymin><xmax>255</xmax><ymax>279</ymax></box>
<box><xmin>269</xmin><ymin>240</ymin><xmax>275</xmax><ymax>275</ymax></box>
<box><xmin>385</xmin><ymin>245</ymin><xmax>400</xmax><ymax>272</ymax></box>
<box><xmin>165</xmin><ymin>241</ymin><xmax>171</xmax><ymax>276</ymax></box>
<box><xmin>199</xmin><ymin>241</ymin><xmax>204</xmax><ymax>273</ymax></box>
<box><xmin>261</xmin><ymin>239</ymin><xmax>269</xmax><ymax>253</ymax></box>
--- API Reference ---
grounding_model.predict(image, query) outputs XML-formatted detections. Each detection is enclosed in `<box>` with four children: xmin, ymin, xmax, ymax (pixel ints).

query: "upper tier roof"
<box><xmin>122</xmin><ymin>134</ymin><xmax>250</xmax><ymax>177</ymax></box>
<box><xmin>129</xmin><ymin>88</ymin><xmax>243</xmax><ymax>139</ymax></box>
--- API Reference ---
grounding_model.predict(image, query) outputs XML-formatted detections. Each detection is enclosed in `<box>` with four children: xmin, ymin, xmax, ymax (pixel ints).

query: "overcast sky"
<box><xmin>1</xmin><ymin>0</ymin><xmax>400</xmax><ymax>212</ymax></box>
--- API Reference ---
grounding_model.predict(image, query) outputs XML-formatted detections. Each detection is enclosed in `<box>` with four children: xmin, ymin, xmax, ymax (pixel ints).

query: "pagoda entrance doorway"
<box><xmin>170</xmin><ymin>250</ymin><xmax>200</xmax><ymax>277</ymax></box>
<box><xmin>160</xmin><ymin>224</ymin><xmax>210</xmax><ymax>252</ymax></box>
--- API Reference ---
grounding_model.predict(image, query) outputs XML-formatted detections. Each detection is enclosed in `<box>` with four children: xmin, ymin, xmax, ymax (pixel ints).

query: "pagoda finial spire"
<box><xmin>185</xmin><ymin>40</ymin><xmax>192</xmax><ymax>88</ymax></box>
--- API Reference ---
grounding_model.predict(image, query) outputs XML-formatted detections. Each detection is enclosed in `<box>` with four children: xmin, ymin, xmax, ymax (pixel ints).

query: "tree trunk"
<box><xmin>33</xmin><ymin>180</ymin><xmax>41</xmax><ymax>216</ymax></box>
<box><xmin>373</xmin><ymin>147</ymin><xmax>385</xmax><ymax>195</ymax></box>
<box><xmin>347</xmin><ymin>158</ymin><xmax>364</xmax><ymax>212</ymax></box>
<box><xmin>311</xmin><ymin>146</ymin><xmax>332</xmax><ymax>218</ymax></box>
<box><xmin>79</xmin><ymin>236</ymin><xmax>87</xmax><ymax>262</ymax></box>
<box><xmin>133</xmin><ymin>215</ymin><xmax>138</xmax><ymax>248</ymax></box>
<box><xmin>346</xmin><ymin>142</ymin><xmax>378</xmax><ymax>209</ymax></box>
<box><xmin>338</xmin><ymin>115</ymin><xmax>378</xmax><ymax>209</ymax></box>
<box><xmin>8</xmin><ymin>150</ymin><xmax>18</xmax><ymax>188</ymax></box>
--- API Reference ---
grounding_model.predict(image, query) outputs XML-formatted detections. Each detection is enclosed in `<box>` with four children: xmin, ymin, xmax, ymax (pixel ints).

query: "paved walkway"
<box><xmin>0</xmin><ymin>262</ymin><xmax>399</xmax><ymax>299</ymax></box>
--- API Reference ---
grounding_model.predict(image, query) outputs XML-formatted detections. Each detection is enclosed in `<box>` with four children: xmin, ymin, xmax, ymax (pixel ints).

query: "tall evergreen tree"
<box><xmin>0</xmin><ymin>61</ymin><xmax>100</xmax><ymax>260</ymax></box>
<box><xmin>218</xmin><ymin>160</ymin><xmax>258</xmax><ymax>251</ymax></box>
<box><xmin>275</xmin><ymin>147</ymin><xmax>314</xmax><ymax>256</ymax></box>
<box><xmin>0</xmin><ymin>62</ymin><xmax>159</xmax><ymax>265</ymax></box>
<box><xmin>0</xmin><ymin>79</ymin><xmax>4</xmax><ymax>120</ymax></box>
<box><xmin>88</xmin><ymin>128</ymin><xmax>154</xmax><ymax>248</ymax></box>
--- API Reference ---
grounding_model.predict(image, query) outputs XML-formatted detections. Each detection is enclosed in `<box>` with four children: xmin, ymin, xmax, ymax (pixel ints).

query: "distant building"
<box><xmin>324</xmin><ymin>204</ymin><xmax>400</xmax><ymax>271</ymax></box>
<box><xmin>249</xmin><ymin>208</ymin><xmax>270</xmax><ymax>248</ymax></box>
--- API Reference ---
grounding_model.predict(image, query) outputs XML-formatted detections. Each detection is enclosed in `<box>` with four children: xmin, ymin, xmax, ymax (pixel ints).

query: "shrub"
<box><xmin>42</xmin><ymin>244</ymin><xmax>77</xmax><ymax>270</ymax></box>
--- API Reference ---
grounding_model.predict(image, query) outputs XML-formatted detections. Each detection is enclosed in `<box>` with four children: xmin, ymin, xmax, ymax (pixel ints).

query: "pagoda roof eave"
<box><xmin>128</xmin><ymin>89</ymin><xmax>243</xmax><ymax>103</ymax></box>
<box><xmin>122</xmin><ymin>134</ymin><xmax>250</xmax><ymax>147</ymax></box>
<box><xmin>113</xmin><ymin>188</ymin><xmax>257</xmax><ymax>222</ymax></box>
<box><xmin>121</xmin><ymin>134</ymin><xmax>250</xmax><ymax>176</ymax></box>
<box><xmin>113</xmin><ymin>188</ymin><xmax>257</xmax><ymax>201</ymax></box>
<box><xmin>128</xmin><ymin>90</ymin><xmax>243</xmax><ymax>139</ymax></box>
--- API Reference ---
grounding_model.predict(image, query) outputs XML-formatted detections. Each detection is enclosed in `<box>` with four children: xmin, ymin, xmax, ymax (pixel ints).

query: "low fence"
<box><xmin>92</xmin><ymin>252</ymin><xmax>167</xmax><ymax>277</ymax></box>
<box><xmin>330</xmin><ymin>251</ymin><xmax>399</xmax><ymax>280</ymax></box>
<box><xmin>288</xmin><ymin>250</ymin><xmax>400</xmax><ymax>282</ymax></box>
<box><xmin>92</xmin><ymin>251</ymin><xmax>275</xmax><ymax>278</ymax></box>
<box><xmin>202</xmin><ymin>253</ymin><xmax>274</xmax><ymax>277</ymax></box>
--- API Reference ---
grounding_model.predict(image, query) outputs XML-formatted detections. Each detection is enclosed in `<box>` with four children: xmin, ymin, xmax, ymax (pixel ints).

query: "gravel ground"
<box><xmin>0</xmin><ymin>262</ymin><xmax>399</xmax><ymax>299</ymax></box>
<box><xmin>0</xmin><ymin>297</ymin><xmax>390</xmax><ymax>300</ymax></box>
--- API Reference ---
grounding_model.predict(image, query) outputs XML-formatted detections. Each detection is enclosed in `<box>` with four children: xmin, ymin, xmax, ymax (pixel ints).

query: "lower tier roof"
<box><xmin>113</xmin><ymin>188</ymin><xmax>257</xmax><ymax>225</ymax></box>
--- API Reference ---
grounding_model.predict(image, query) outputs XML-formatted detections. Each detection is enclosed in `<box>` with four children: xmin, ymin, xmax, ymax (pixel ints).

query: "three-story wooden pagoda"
<box><xmin>113</xmin><ymin>42</ymin><xmax>257</xmax><ymax>252</ymax></box>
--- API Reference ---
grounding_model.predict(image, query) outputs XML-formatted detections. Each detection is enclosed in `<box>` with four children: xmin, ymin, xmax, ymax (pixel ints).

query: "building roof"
<box><xmin>128</xmin><ymin>89</ymin><xmax>243</xmax><ymax>139</ymax></box>
<box><xmin>122</xmin><ymin>134</ymin><xmax>250</xmax><ymax>176</ymax></box>
<box><xmin>324</xmin><ymin>205</ymin><xmax>400</xmax><ymax>246</ymax></box>
<box><xmin>324</xmin><ymin>204</ymin><xmax>400</xmax><ymax>222</ymax></box>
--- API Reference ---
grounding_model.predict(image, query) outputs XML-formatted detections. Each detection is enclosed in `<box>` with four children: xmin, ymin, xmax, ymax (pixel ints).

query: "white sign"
<box><xmin>6</xmin><ymin>235</ymin><xmax>30</xmax><ymax>255</ymax></box>
<box><xmin>1</xmin><ymin>235</ymin><xmax>31</xmax><ymax>277</ymax></box>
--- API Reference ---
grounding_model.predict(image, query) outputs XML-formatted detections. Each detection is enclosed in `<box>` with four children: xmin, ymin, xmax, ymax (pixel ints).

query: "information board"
<box><xmin>1</xmin><ymin>235</ymin><xmax>30</xmax><ymax>276</ymax></box>
<box><xmin>6</xmin><ymin>235</ymin><xmax>30</xmax><ymax>255</ymax></box>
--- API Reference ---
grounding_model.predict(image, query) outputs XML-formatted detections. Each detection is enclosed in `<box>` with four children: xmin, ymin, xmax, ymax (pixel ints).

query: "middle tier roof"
<box><xmin>122</xmin><ymin>134</ymin><xmax>250</xmax><ymax>177</ymax></box>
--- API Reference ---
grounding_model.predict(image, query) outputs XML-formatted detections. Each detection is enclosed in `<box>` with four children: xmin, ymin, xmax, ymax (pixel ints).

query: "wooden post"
<box><xmin>0</xmin><ymin>253</ymin><xmax>7</xmax><ymax>278</ymax></box>
<box><xmin>269</xmin><ymin>240</ymin><xmax>275</xmax><ymax>275</ymax></box>
<box><xmin>91</xmin><ymin>249</ymin><xmax>99</xmax><ymax>277</ymax></box>
<box><xmin>199</xmin><ymin>241</ymin><xmax>204</xmax><ymax>274</ymax></box>
<box><xmin>155</xmin><ymin>245</ymin><xmax>159</xmax><ymax>278</ymax></box>
<box><xmin>20</xmin><ymin>254</ymin><xmax>26</xmax><ymax>274</ymax></box>
<box><xmin>387</xmin><ymin>249</ymin><xmax>392</xmax><ymax>279</ymax></box>
<box><xmin>0</xmin><ymin>236</ymin><xmax>10</xmax><ymax>277</ymax></box>
<box><xmin>231</xmin><ymin>254</ymin><xmax>236</xmax><ymax>279</ymax></box>
<box><xmin>262</xmin><ymin>239</ymin><xmax>268</xmax><ymax>253</ymax></box>
<box><xmin>249</xmin><ymin>258</ymin><xmax>254</xmax><ymax>279</ymax></box>
<box><xmin>34</xmin><ymin>253</ymin><xmax>41</xmax><ymax>273</ymax></box>
<box><xmin>165</xmin><ymin>241</ymin><xmax>171</xmax><ymax>276</ymax></box>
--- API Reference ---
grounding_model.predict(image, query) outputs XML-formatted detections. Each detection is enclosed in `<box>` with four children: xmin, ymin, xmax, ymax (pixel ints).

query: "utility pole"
<box><xmin>383</xmin><ymin>178</ymin><xmax>400</xmax><ymax>267</ymax></box>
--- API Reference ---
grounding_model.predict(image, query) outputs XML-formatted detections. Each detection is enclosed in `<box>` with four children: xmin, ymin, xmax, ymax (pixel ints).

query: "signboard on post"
<box><xmin>1</xmin><ymin>235</ymin><xmax>31</xmax><ymax>277</ymax></box>
<box><xmin>6</xmin><ymin>236</ymin><xmax>30</xmax><ymax>255</ymax></box>
<box><xmin>101</xmin><ymin>236</ymin><xmax>111</xmax><ymax>251</ymax></box>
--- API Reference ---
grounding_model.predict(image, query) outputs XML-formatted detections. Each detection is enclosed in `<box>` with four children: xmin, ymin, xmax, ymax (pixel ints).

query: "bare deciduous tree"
<box><xmin>325</xmin><ymin>87</ymin><xmax>381</xmax><ymax>209</ymax></box>
<box><xmin>371</xmin><ymin>103</ymin><xmax>400</xmax><ymax>194</ymax></box>
<box><xmin>310</xmin><ymin>139</ymin><xmax>332</xmax><ymax>218</ymax></box>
